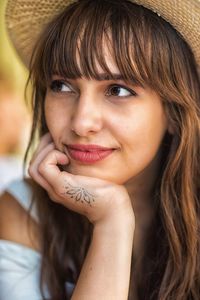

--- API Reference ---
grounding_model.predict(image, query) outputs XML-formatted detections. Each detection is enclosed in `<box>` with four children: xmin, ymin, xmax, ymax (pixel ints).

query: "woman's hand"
<box><xmin>28</xmin><ymin>133</ymin><xmax>134</xmax><ymax>225</ymax></box>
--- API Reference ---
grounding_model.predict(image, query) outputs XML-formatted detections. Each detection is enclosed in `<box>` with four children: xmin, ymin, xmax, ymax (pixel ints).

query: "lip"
<box><xmin>68</xmin><ymin>144</ymin><xmax>114</xmax><ymax>151</ymax></box>
<box><xmin>66</xmin><ymin>144</ymin><xmax>115</xmax><ymax>164</ymax></box>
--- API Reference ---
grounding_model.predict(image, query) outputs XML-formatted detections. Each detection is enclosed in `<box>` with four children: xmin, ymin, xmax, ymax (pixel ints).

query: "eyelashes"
<box><xmin>106</xmin><ymin>84</ymin><xmax>137</xmax><ymax>97</ymax></box>
<box><xmin>49</xmin><ymin>80</ymin><xmax>138</xmax><ymax>98</ymax></box>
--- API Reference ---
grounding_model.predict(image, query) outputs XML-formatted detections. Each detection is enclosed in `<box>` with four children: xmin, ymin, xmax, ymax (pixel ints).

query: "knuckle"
<box><xmin>52</xmin><ymin>178</ymin><xmax>65</xmax><ymax>196</ymax></box>
<box><xmin>54</xmin><ymin>185</ymin><xmax>64</xmax><ymax>196</ymax></box>
<box><xmin>38</xmin><ymin>161</ymin><xmax>46</xmax><ymax>174</ymax></box>
<box><xmin>48</xmin><ymin>192</ymin><xmax>58</xmax><ymax>203</ymax></box>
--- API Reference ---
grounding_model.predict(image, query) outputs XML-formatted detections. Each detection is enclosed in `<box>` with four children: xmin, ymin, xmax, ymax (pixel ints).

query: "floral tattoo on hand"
<box><xmin>62</xmin><ymin>180</ymin><xmax>95</xmax><ymax>206</ymax></box>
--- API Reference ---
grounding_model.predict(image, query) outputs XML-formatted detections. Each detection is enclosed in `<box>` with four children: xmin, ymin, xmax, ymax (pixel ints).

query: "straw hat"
<box><xmin>5</xmin><ymin>0</ymin><xmax>200</xmax><ymax>67</ymax></box>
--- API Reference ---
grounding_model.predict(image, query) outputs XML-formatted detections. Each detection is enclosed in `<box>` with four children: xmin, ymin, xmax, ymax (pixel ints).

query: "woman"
<box><xmin>0</xmin><ymin>0</ymin><xmax>199</xmax><ymax>299</ymax></box>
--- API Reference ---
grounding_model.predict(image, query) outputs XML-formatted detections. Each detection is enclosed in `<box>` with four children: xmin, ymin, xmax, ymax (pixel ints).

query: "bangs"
<box><xmin>32</xmin><ymin>0</ymin><xmax>180</xmax><ymax>90</ymax></box>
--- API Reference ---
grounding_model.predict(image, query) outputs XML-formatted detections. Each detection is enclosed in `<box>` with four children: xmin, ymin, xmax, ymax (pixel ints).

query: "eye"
<box><xmin>106</xmin><ymin>84</ymin><xmax>137</xmax><ymax>98</ymax></box>
<box><xmin>49</xmin><ymin>80</ymin><xmax>73</xmax><ymax>93</ymax></box>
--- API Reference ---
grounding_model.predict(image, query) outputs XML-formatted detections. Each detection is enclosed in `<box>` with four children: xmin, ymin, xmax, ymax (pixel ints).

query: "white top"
<box><xmin>0</xmin><ymin>179</ymin><xmax>74</xmax><ymax>299</ymax></box>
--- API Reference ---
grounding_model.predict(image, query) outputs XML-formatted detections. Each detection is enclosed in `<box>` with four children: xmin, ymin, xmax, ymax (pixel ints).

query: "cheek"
<box><xmin>117</xmin><ymin>106</ymin><xmax>167</xmax><ymax>170</ymax></box>
<box><xmin>45</xmin><ymin>100</ymin><xmax>70</xmax><ymax>147</ymax></box>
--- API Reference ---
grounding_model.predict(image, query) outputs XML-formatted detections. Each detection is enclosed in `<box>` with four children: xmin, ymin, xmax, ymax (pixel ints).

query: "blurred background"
<box><xmin>0</xmin><ymin>0</ymin><xmax>31</xmax><ymax>193</ymax></box>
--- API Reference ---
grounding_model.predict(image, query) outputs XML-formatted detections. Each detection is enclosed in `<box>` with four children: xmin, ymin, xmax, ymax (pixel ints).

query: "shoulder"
<box><xmin>0</xmin><ymin>179</ymin><xmax>41</xmax><ymax>252</ymax></box>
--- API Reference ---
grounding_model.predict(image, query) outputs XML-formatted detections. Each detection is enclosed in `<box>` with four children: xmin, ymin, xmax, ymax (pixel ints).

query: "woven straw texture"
<box><xmin>5</xmin><ymin>0</ymin><xmax>200</xmax><ymax>67</ymax></box>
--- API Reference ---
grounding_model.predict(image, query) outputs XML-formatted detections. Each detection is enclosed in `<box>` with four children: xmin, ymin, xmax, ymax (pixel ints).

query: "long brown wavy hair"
<box><xmin>24</xmin><ymin>0</ymin><xmax>200</xmax><ymax>299</ymax></box>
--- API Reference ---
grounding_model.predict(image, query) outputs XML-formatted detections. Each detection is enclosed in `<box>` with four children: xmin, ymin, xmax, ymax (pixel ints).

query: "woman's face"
<box><xmin>44</xmin><ymin>52</ymin><xmax>169</xmax><ymax>186</ymax></box>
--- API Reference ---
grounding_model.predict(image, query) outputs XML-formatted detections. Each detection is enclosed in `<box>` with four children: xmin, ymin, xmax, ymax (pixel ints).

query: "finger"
<box><xmin>32</xmin><ymin>168</ymin><xmax>60</xmax><ymax>202</ymax></box>
<box><xmin>38</xmin><ymin>149</ymin><xmax>70</xmax><ymax>187</ymax></box>
<box><xmin>29</xmin><ymin>143</ymin><xmax>61</xmax><ymax>198</ymax></box>
<box><xmin>29</xmin><ymin>142</ymin><xmax>55</xmax><ymax>183</ymax></box>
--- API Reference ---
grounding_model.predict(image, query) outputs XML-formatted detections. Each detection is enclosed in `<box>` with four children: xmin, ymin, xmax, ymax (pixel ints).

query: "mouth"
<box><xmin>65</xmin><ymin>144</ymin><xmax>115</xmax><ymax>164</ymax></box>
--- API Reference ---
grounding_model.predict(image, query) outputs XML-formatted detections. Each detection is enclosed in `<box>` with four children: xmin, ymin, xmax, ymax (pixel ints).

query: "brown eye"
<box><xmin>107</xmin><ymin>85</ymin><xmax>137</xmax><ymax>97</ymax></box>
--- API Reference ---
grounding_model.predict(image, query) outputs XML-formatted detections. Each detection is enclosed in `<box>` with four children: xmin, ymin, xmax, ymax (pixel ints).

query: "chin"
<box><xmin>64</xmin><ymin>164</ymin><xmax>105</xmax><ymax>178</ymax></box>
<box><xmin>63</xmin><ymin>163</ymin><xmax>126</xmax><ymax>185</ymax></box>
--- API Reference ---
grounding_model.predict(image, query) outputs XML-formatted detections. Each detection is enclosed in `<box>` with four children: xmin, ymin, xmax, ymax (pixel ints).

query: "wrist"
<box><xmin>93</xmin><ymin>208</ymin><xmax>135</xmax><ymax>237</ymax></box>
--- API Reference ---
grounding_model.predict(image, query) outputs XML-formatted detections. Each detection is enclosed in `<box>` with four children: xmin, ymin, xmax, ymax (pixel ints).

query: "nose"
<box><xmin>70</xmin><ymin>94</ymin><xmax>103</xmax><ymax>137</ymax></box>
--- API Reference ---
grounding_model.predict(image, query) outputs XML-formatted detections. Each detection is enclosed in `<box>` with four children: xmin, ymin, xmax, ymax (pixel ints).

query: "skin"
<box><xmin>45</xmin><ymin>74</ymin><xmax>167</xmax><ymax>188</ymax></box>
<box><xmin>61</xmin><ymin>180</ymin><xmax>96</xmax><ymax>206</ymax></box>
<box><xmin>28</xmin><ymin>50</ymin><xmax>169</xmax><ymax>299</ymax></box>
<box><xmin>44</xmin><ymin>51</ymin><xmax>168</xmax><ymax>253</ymax></box>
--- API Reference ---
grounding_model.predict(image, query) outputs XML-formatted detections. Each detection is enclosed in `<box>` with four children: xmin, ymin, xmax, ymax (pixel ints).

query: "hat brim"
<box><xmin>5</xmin><ymin>0</ymin><xmax>200</xmax><ymax>67</ymax></box>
